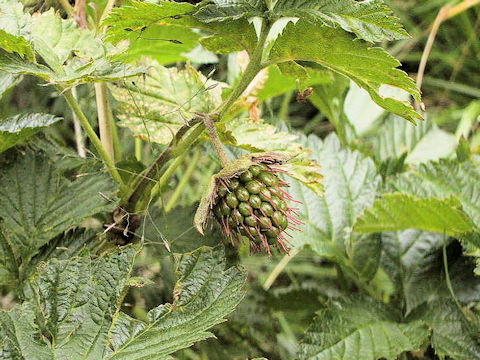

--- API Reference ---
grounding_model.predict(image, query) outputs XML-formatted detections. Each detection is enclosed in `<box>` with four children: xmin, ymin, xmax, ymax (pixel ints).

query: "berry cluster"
<box><xmin>213</xmin><ymin>162</ymin><xmax>302</xmax><ymax>254</ymax></box>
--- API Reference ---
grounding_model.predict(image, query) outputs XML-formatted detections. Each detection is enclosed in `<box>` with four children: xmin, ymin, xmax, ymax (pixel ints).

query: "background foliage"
<box><xmin>1</xmin><ymin>0</ymin><xmax>480</xmax><ymax>359</ymax></box>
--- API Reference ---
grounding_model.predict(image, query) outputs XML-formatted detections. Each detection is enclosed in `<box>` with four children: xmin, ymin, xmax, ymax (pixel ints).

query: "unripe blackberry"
<box><xmin>195</xmin><ymin>153</ymin><xmax>304</xmax><ymax>255</ymax></box>
<box><xmin>213</xmin><ymin>163</ymin><xmax>300</xmax><ymax>254</ymax></box>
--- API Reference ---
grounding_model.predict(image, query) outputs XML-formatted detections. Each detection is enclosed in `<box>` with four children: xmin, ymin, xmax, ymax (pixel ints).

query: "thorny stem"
<box><xmin>126</xmin><ymin>20</ymin><xmax>271</xmax><ymax>212</ymax></box>
<box><xmin>61</xmin><ymin>87</ymin><xmax>127</xmax><ymax>195</ymax></box>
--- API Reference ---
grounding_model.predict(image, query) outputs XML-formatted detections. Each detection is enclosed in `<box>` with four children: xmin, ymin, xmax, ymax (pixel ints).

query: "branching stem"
<box><xmin>126</xmin><ymin>20</ymin><xmax>271</xmax><ymax>211</ymax></box>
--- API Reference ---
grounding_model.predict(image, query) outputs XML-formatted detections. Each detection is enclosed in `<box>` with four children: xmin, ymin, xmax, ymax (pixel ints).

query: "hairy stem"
<box><xmin>204</xmin><ymin>114</ymin><xmax>229</xmax><ymax>166</ymax></box>
<box><xmin>94</xmin><ymin>83</ymin><xmax>115</xmax><ymax>161</ymax></box>
<box><xmin>61</xmin><ymin>87</ymin><xmax>127</xmax><ymax>194</ymax></box>
<box><xmin>135</xmin><ymin>138</ymin><xmax>142</xmax><ymax>161</ymax></box>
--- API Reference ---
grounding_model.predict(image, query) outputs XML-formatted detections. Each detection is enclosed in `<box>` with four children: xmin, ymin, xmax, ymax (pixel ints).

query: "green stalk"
<box><xmin>129</xmin><ymin>122</ymin><xmax>205</xmax><ymax>212</ymax></box>
<box><xmin>94</xmin><ymin>83</ymin><xmax>115</xmax><ymax>161</ymax></box>
<box><xmin>61</xmin><ymin>88</ymin><xmax>127</xmax><ymax>194</ymax></box>
<box><xmin>135</xmin><ymin>138</ymin><xmax>142</xmax><ymax>161</ymax></box>
<box><xmin>126</xmin><ymin>21</ymin><xmax>271</xmax><ymax>212</ymax></box>
<box><xmin>216</xmin><ymin>22</ymin><xmax>270</xmax><ymax>117</ymax></box>
<box><xmin>152</xmin><ymin>150</ymin><xmax>189</xmax><ymax>199</ymax></box>
<box><xmin>263</xmin><ymin>248</ymin><xmax>299</xmax><ymax>290</ymax></box>
<box><xmin>165</xmin><ymin>150</ymin><xmax>201</xmax><ymax>212</ymax></box>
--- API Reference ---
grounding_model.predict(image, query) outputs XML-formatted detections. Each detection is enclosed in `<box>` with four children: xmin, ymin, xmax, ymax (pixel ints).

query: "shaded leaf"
<box><xmin>0</xmin><ymin>113</ymin><xmax>62</xmax><ymax>153</ymax></box>
<box><xmin>413</xmin><ymin>300</ymin><xmax>480</xmax><ymax>360</ymax></box>
<box><xmin>143</xmin><ymin>205</ymin><xmax>221</xmax><ymax>255</ymax></box>
<box><xmin>300</xmin><ymin>296</ymin><xmax>429</xmax><ymax>360</ymax></box>
<box><xmin>112</xmin><ymin>63</ymin><xmax>222</xmax><ymax>144</ymax></box>
<box><xmin>354</xmin><ymin>194</ymin><xmax>474</xmax><ymax>236</ymax></box>
<box><xmin>0</xmin><ymin>248</ymin><xmax>137</xmax><ymax>360</ymax></box>
<box><xmin>0</xmin><ymin>151</ymin><xmax>118</xmax><ymax>262</ymax></box>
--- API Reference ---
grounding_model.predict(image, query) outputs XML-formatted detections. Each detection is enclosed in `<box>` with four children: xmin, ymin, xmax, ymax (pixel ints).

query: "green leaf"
<box><xmin>107</xmin><ymin>246</ymin><xmax>246</xmax><ymax>359</ymax></box>
<box><xmin>0</xmin><ymin>0</ymin><xmax>33</xmax><ymax>59</ymax></box>
<box><xmin>0</xmin><ymin>151</ymin><xmax>118</xmax><ymax>262</ymax></box>
<box><xmin>270</xmin><ymin>21</ymin><xmax>421</xmax><ymax>123</ymax></box>
<box><xmin>256</xmin><ymin>64</ymin><xmax>331</xmax><ymax>101</ymax></box>
<box><xmin>0</xmin><ymin>3</ymin><xmax>144</xmax><ymax>85</ymax></box>
<box><xmin>0</xmin><ymin>248</ymin><xmax>137</xmax><ymax>360</ymax></box>
<box><xmin>372</xmin><ymin>115</ymin><xmax>456</xmax><ymax>164</ymax></box>
<box><xmin>300</xmin><ymin>296</ymin><xmax>429</xmax><ymax>360</ymax></box>
<box><xmin>0</xmin><ymin>70</ymin><xmax>21</xmax><ymax>99</ymax></box>
<box><xmin>114</xmin><ymin>25</ymin><xmax>201</xmax><ymax>65</ymax></box>
<box><xmin>381</xmin><ymin>230</ymin><xmax>444</xmax><ymax>307</ymax></box>
<box><xmin>105</xmin><ymin>1</ymin><xmax>258</xmax><ymax>54</ymax></box>
<box><xmin>0</xmin><ymin>228</ymin><xmax>17</xmax><ymax>286</ymax></box>
<box><xmin>0</xmin><ymin>29</ymin><xmax>33</xmax><ymax>59</ymax></box>
<box><xmin>194</xmin><ymin>0</ymin><xmax>264</xmax><ymax>23</ymax></box>
<box><xmin>288</xmin><ymin>134</ymin><xmax>380</xmax><ymax>260</ymax></box>
<box><xmin>30</xmin><ymin>9</ymin><xmax>103</xmax><ymax>73</ymax></box>
<box><xmin>391</xmin><ymin>159</ymin><xmax>480</xmax><ymax>225</ymax></box>
<box><xmin>273</xmin><ymin>0</ymin><xmax>409</xmax><ymax>43</ymax></box>
<box><xmin>0</xmin><ymin>303</ymin><xmax>53</xmax><ymax>359</ymax></box>
<box><xmin>0</xmin><ymin>113</ymin><xmax>62</xmax><ymax>153</ymax></box>
<box><xmin>354</xmin><ymin>193</ymin><xmax>474</xmax><ymax>236</ymax></box>
<box><xmin>112</xmin><ymin>63</ymin><xmax>222</xmax><ymax>144</ymax></box>
<box><xmin>414</xmin><ymin>300</ymin><xmax>480</xmax><ymax>360</ymax></box>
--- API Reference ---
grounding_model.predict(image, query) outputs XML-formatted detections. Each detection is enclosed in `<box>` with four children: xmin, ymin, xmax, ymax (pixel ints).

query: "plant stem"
<box><xmin>126</xmin><ymin>22</ymin><xmax>271</xmax><ymax>212</ymax></box>
<box><xmin>216</xmin><ymin>21</ymin><xmax>270</xmax><ymax>117</ymax></box>
<box><xmin>165</xmin><ymin>150</ymin><xmax>201</xmax><ymax>212</ymax></box>
<box><xmin>94</xmin><ymin>83</ymin><xmax>115</xmax><ymax>161</ymax></box>
<box><xmin>442</xmin><ymin>235</ymin><xmax>471</xmax><ymax>326</ymax></box>
<box><xmin>278</xmin><ymin>91</ymin><xmax>292</xmax><ymax>121</ymax></box>
<box><xmin>204</xmin><ymin>114</ymin><xmax>229</xmax><ymax>166</ymax></box>
<box><xmin>126</xmin><ymin>120</ymin><xmax>205</xmax><ymax>212</ymax></box>
<box><xmin>71</xmin><ymin>86</ymin><xmax>86</xmax><ymax>158</ymax></box>
<box><xmin>61</xmin><ymin>87</ymin><xmax>127</xmax><ymax>194</ymax></box>
<box><xmin>263</xmin><ymin>248</ymin><xmax>299</xmax><ymax>290</ymax></box>
<box><xmin>135</xmin><ymin>138</ymin><xmax>142</xmax><ymax>161</ymax></box>
<box><xmin>152</xmin><ymin>150</ymin><xmax>189</xmax><ymax>199</ymax></box>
